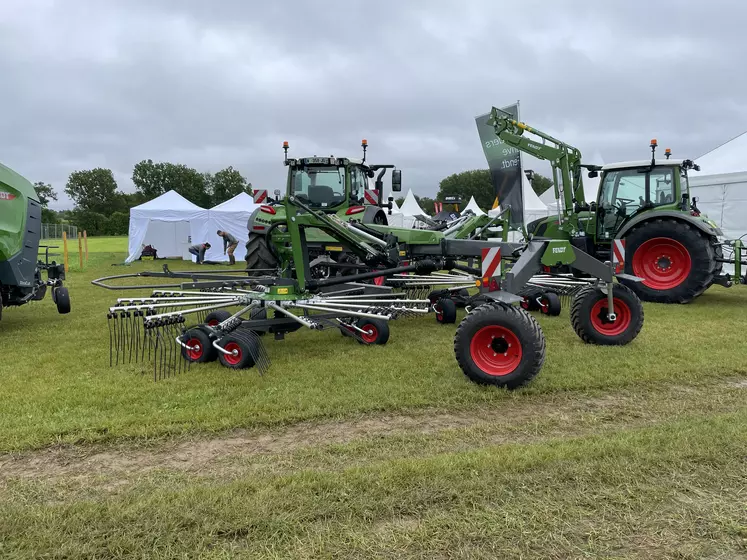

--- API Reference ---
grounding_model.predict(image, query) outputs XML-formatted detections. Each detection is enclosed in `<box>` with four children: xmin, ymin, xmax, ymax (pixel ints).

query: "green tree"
<box><xmin>528</xmin><ymin>172</ymin><xmax>553</xmax><ymax>197</ymax></box>
<box><xmin>211</xmin><ymin>166</ymin><xmax>248</xmax><ymax>204</ymax></box>
<box><xmin>71</xmin><ymin>209</ymin><xmax>109</xmax><ymax>236</ymax></box>
<box><xmin>437</xmin><ymin>169</ymin><xmax>494</xmax><ymax>210</ymax></box>
<box><xmin>64</xmin><ymin>168</ymin><xmax>119</xmax><ymax>214</ymax></box>
<box><xmin>41</xmin><ymin>208</ymin><xmax>60</xmax><ymax>224</ymax></box>
<box><xmin>33</xmin><ymin>181</ymin><xmax>57</xmax><ymax>208</ymax></box>
<box><xmin>132</xmin><ymin>160</ymin><xmax>211</xmax><ymax>207</ymax></box>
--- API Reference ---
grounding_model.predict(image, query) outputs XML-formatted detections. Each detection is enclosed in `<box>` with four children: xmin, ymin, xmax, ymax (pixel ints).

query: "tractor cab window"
<box><xmin>651</xmin><ymin>168</ymin><xmax>675</xmax><ymax>206</ymax></box>
<box><xmin>349</xmin><ymin>166</ymin><xmax>366</xmax><ymax>204</ymax></box>
<box><xmin>291</xmin><ymin>166</ymin><xmax>346</xmax><ymax>208</ymax></box>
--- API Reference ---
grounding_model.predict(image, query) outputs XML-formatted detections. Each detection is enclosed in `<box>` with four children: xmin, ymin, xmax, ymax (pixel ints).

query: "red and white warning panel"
<box><xmin>364</xmin><ymin>189</ymin><xmax>379</xmax><ymax>205</ymax></box>
<box><xmin>253</xmin><ymin>189</ymin><xmax>268</xmax><ymax>204</ymax></box>
<box><xmin>481</xmin><ymin>247</ymin><xmax>501</xmax><ymax>278</ymax></box>
<box><xmin>612</xmin><ymin>239</ymin><xmax>626</xmax><ymax>274</ymax></box>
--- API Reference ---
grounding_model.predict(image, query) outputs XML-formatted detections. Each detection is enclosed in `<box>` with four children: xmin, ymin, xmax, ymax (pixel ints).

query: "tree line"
<box><xmin>36</xmin><ymin>160</ymin><xmax>253</xmax><ymax>236</ymax></box>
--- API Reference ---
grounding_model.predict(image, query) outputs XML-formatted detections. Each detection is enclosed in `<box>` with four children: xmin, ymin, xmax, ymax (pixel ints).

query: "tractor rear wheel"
<box><xmin>454</xmin><ymin>302</ymin><xmax>545</xmax><ymax>389</ymax></box>
<box><xmin>570</xmin><ymin>284</ymin><xmax>643</xmax><ymax>345</ymax></box>
<box><xmin>622</xmin><ymin>219</ymin><xmax>716</xmax><ymax>303</ymax></box>
<box><xmin>245</xmin><ymin>233</ymin><xmax>278</xmax><ymax>277</ymax></box>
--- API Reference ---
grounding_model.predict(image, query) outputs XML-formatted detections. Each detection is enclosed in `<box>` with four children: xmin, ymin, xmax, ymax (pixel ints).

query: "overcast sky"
<box><xmin>2</xmin><ymin>0</ymin><xmax>746</xmax><ymax>209</ymax></box>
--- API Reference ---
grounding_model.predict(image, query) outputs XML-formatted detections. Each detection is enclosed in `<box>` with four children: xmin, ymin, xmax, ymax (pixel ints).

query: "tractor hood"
<box><xmin>0</xmin><ymin>162</ymin><xmax>37</xmax><ymax>262</ymax></box>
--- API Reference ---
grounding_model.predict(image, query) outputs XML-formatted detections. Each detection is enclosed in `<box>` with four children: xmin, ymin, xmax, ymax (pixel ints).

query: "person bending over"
<box><xmin>217</xmin><ymin>230</ymin><xmax>239</xmax><ymax>265</ymax></box>
<box><xmin>188</xmin><ymin>242</ymin><xmax>211</xmax><ymax>264</ymax></box>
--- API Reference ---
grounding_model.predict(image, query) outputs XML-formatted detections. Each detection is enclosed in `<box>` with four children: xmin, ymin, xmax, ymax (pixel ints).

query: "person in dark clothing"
<box><xmin>217</xmin><ymin>230</ymin><xmax>239</xmax><ymax>265</ymax></box>
<box><xmin>188</xmin><ymin>242</ymin><xmax>211</xmax><ymax>264</ymax></box>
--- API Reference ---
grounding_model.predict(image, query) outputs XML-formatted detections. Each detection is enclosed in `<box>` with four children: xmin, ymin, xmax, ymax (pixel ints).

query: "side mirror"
<box><xmin>588</xmin><ymin>170</ymin><xmax>598</xmax><ymax>178</ymax></box>
<box><xmin>392</xmin><ymin>169</ymin><xmax>402</xmax><ymax>192</ymax></box>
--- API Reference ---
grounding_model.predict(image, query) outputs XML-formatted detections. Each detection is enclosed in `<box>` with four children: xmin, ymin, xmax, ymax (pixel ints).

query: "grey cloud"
<box><xmin>1</xmin><ymin>0</ymin><xmax>745</xmax><ymax>209</ymax></box>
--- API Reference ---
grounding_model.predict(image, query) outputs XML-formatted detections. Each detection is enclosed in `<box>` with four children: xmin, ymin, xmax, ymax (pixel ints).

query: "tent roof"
<box><xmin>132</xmin><ymin>190</ymin><xmax>206</xmax><ymax>213</ymax></box>
<box><xmin>211</xmin><ymin>191</ymin><xmax>257</xmax><ymax>212</ymax></box>
<box><xmin>399</xmin><ymin>189</ymin><xmax>427</xmax><ymax>217</ymax></box>
<box><xmin>695</xmin><ymin>131</ymin><xmax>747</xmax><ymax>176</ymax></box>
<box><xmin>463</xmin><ymin>195</ymin><xmax>485</xmax><ymax>216</ymax></box>
<box><xmin>538</xmin><ymin>186</ymin><xmax>557</xmax><ymax>207</ymax></box>
<box><xmin>390</xmin><ymin>198</ymin><xmax>401</xmax><ymax>213</ymax></box>
<box><xmin>522</xmin><ymin>170</ymin><xmax>547</xmax><ymax>211</ymax></box>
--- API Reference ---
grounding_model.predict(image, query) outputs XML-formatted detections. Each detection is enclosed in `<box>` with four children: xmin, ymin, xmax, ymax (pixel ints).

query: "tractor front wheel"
<box><xmin>245</xmin><ymin>233</ymin><xmax>278</xmax><ymax>277</ymax></box>
<box><xmin>454</xmin><ymin>303</ymin><xmax>546</xmax><ymax>389</ymax></box>
<box><xmin>570</xmin><ymin>284</ymin><xmax>643</xmax><ymax>345</ymax></box>
<box><xmin>622</xmin><ymin>219</ymin><xmax>716</xmax><ymax>303</ymax></box>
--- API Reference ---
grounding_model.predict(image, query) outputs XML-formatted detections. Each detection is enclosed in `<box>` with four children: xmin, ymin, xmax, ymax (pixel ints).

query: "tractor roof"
<box><xmin>602</xmin><ymin>159</ymin><xmax>686</xmax><ymax>171</ymax></box>
<box><xmin>0</xmin><ymin>161</ymin><xmax>37</xmax><ymax>201</ymax></box>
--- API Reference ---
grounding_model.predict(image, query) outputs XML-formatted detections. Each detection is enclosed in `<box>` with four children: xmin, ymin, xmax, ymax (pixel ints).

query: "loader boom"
<box><xmin>487</xmin><ymin>107</ymin><xmax>590</xmax><ymax>221</ymax></box>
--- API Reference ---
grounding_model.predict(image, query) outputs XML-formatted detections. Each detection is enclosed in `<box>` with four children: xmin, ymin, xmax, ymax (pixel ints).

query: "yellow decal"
<box><xmin>277</xmin><ymin>288</ymin><xmax>289</xmax><ymax>295</ymax></box>
<box><xmin>399</xmin><ymin>250</ymin><xmax>406</xmax><ymax>256</ymax></box>
<box><xmin>325</xmin><ymin>246</ymin><xmax>344</xmax><ymax>251</ymax></box>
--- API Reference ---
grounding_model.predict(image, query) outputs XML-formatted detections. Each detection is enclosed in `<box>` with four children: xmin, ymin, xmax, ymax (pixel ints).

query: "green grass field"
<box><xmin>1</xmin><ymin>236</ymin><xmax>746</xmax><ymax>559</ymax></box>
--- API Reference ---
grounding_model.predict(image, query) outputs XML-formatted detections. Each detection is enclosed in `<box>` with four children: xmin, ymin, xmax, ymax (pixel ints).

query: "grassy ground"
<box><xmin>1</xmin><ymin>236</ymin><xmax>745</xmax><ymax>558</ymax></box>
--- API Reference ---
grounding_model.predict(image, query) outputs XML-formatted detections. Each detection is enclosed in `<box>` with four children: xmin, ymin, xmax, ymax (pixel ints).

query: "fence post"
<box><xmin>62</xmin><ymin>231</ymin><xmax>69</xmax><ymax>273</ymax></box>
<box><xmin>78</xmin><ymin>232</ymin><xmax>83</xmax><ymax>270</ymax></box>
<box><xmin>84</xmin><ymin>230</ymin><xmax>88</xmax><ymax>262</ymax></box>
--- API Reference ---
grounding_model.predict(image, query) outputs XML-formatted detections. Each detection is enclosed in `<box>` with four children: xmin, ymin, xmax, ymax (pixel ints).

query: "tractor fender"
<box><xmin>615</xmin><ymin>211</ymin><xmax>722</xmax><ymax>241</ymax></box>
<box><xmin>362</xmin><ymin>205</ymin><xmax>387</xmax><ymax>225</ymax></box>
<box><xmin>247</xmin><ymin>206</ymin><xmax>284</xmax><ymax>236</ymax></box>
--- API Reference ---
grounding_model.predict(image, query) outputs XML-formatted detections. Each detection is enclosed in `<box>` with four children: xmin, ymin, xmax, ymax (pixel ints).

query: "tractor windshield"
<box><xmin>291</xmin><ymin>165</ymin><xmax>346</xmax><ymax>208</ymax></box>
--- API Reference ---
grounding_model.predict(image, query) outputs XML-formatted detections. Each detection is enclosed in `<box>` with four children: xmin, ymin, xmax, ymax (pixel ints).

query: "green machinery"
<box><xmin>245</xmin><ymin>141</ymin><xmax>510</xmax><ymax>277</ymax></box>
<box><xmin>0</xmin><ymin>162</ymin><xmax>70</xmax><ymax>321</ymax></box>
<box><xmin>94</xmin><ymin>181</ymin><xmax>646</xmax><ymax>388</ymax></box>
<box><xmin>487</xmin><ymin>106</ymin><xmax>743</xmax><ymax>304</ymax></box>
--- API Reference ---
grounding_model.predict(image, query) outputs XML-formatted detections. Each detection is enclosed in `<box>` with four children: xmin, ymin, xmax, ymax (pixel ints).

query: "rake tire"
<box><xmin>454</xmin><ymin>302</ymin><xmax>545</xmax><ymax>389</ymax></box>
<box><xmin>355</xmin><ymin>318</ymin><xmax>389</xmax><ymax>345</ymax></box>
<box><xmin>181</xmin><ymin>327</ymin><xmax>217</xmax><ymax>363</ymax></box>
<box><xmin>218</xmin><ymin>334</ymin><xmax>257</xmax><ymax>369</ymax></box>
<box><xmin>205</xmin><ymin>310</ymin><xmax>231</xmax><ymax>327</ymax></box>
<box><xmin>570</xmin><ymin>284</ymin><xmax>643</xmax><ymax>345</ymax></box>
<box><xmin>539</xmin><ymin>291</ymin><xmax>561</xmax><ymax>316</ymax></box>
<box><xmin>435</xmin><ymin>298</ymin><xmax>457</xmax><ymax>324</ymax></box>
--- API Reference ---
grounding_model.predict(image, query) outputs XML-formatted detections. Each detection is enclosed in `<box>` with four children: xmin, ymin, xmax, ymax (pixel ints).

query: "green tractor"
<box><xmin>487</xmin><ymin>107</ymin><xmax>734</xmax><ymax>303</ymax></box>
<box><xmin>0</xmin><ymin>162</ymin><xmax>70</xmax><ymax>321</ymax></box>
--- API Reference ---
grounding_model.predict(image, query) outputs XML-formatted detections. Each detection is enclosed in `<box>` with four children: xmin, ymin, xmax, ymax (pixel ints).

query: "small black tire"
<box><xmin>217</xmin><ymin>334</ymin><xmax>257</xmax><ymax>369</ymax></box>
<box><xmin>181</xmin><ymin>328</ymin><xmax>217</xmax><ymax>363</ymax></box>
<box><xmin>54</xmin><ymin>287</ymin><xmax>71</xmax><ymax>314</ymax></box>
<box><xmin>205</xmin><ymin>310</ymin><xmax>231</xmax><ymax>327</ymax></box>
<box><xmin>245</xmin><ymin>233</ymin><xmax>278</xmax><ymax>277</ymax></box>
<box><xmin>570</xmin><ymin>284</ymin><xmax>644</xmax><ymax>345</ymax></box>
<box><xmin>539</xmin><ymin>291</ymin><xmax>561</xmax><ymax>316</ymax></box>
<box><xmin>435</xmin><ymin>298</ymin><xmax>457</xmax><ymax>324</ymax></box>
<box><xmin>355</xmin><ymin>318</ymin><xmax>390</xmax><ymax>345</ymax></box>
<box><xmin>454</xmin><ymin>302</ymin><xmax>546</xmax><ymax>389</ymax></box>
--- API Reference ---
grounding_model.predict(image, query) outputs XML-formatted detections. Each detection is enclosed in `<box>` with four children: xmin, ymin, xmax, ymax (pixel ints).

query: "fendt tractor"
<box><xmin>245</xmin><ymin>141</ymin><xmax>509</xmax><ymax>278</ymax></box>
<box><xmin>487</xmin><ymin>106</ymin><xmax>743</xmax><ymax>304</ymax></box>
<box><xmin>0</xmin><ymin>162</ymin><xmax>70</xmax><ymax>321</ymax></box>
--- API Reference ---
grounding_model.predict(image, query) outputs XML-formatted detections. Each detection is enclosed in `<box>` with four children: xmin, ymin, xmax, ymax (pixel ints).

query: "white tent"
<box><xmin>689</xmin><ymin>132</ymin><xmax>747</xmax><ymax>274</ymax></box>
<box><xmin>398</xmin><ymin>189</ymin><xmax>429</xmax><ymax>228</ymax></box>
<box><xmin>125</xmin><ymin>190</ymin><xmax>207</xmax><ymax>264</ymax></box>
<box><xmin>521</xmin><ymin>160</ymin><xmax>550</xmax><ymax>225</ymax></box>
<box><xmin>198</xmin><ymin>192</ymin><xmax>259</xmax><ymax>262</ymax></box>
<box><xmin>462</xmin><ymin>196</ymin><xmax>485</xmax><ymax>216</ymax></box>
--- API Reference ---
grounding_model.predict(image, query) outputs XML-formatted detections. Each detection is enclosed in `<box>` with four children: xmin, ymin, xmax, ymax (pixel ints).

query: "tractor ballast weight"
<box><xmin>0</xmin><ymin>162</ymin><xmax>70</xmax><ymax>320</ymax></box>
<box><xmin>487</xmin><ymin>106</ymin><xmax>737</xmax><ymax>304</ymax></box>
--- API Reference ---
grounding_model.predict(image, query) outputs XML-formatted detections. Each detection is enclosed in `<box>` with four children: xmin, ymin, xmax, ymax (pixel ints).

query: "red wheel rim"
<box><xmin>520</xmin><ymin>298</ymin><xmax>529</xmax><ymax>310</ymax></box>
<box><xmin>373</xmin><ymin>276</ymin><xmax>385</xmax><ymax>286</ymax></box>
<box><xmin>539</xmin><ymin>297</ymin><xmax>549</xmax><ymax>314</ymax></box>
<box><xmin>361</xmin><ymin>324</ymin><xmax>378</xmax><ymax>343</ymax></box>
<box><xmin>207</xmin><ymin>319</ymin><xmax>220</xmax><ymax>327</ymax></box>
<box><xmin>632</xmin><ymin>237</ymin><xmax>692</xmax><ymax>290</ymax></box>
<box><xmin>469</xmin><ymin>326</ymin><xmax>523</xmax><ymax>376</ymax></box>
<box><xmin>185</xmin><ymin>338</ymin><xmax>203</xmax><ymax>361</ymax></box>
<box><xmin>222</xmin><ymin>342</ymin><xmax>242</xmax><ymax>365</ymax></box>
<box><xmin>590</xmin><ymin>298</ymin><xmax>632</xmax><ymax>336</ymax></box>
<box><xmin>435</xmin><ymin>303</ymin><xmax>443</xmax><ymax>321</ymax></box>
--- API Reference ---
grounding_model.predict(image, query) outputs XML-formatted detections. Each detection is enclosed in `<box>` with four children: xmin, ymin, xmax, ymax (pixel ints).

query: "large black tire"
<box><xmin>621</xmin><ymin>219</ymin><xmax>716</xmax><ymax>304</ymax></box>
<box><xmin>181</xmin><ymin>327</ymin><xmax>217</xmax><ymax>363</ymax></box>
<box><xmin>217</xmin><ymin>333</ymin><xmax>257</xmax><ymax>369</ymax></box>
<box><xmin>435</xmin><ymin>298</ymin><xmax>457</xmax><ymax>324</ymax></box>
<box><xmin>54</xmin><ymin>287</ymin><xmax>71</xmax><ymax>314</ymax></box>
<box><xmin>355</xmin><ymin>318</ymin><xmax>390</xmax><ymax>345</ymax></box>
<box><xmin>570</xmin><ymin>284</ymin><xmax>644</xmax><ymax>345</ymax></box>
<box><xmin>245</xmin><ymin>233</ymin><xmax>278</xmax><ymax>277</ymax></box>
<box><xmin>454</xmin><ymin>303</ymin><xmax>546</xmax><ymax>389</ymax></box>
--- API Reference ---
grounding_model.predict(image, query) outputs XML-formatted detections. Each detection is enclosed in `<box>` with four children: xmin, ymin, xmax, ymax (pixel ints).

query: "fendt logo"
<box><xmin>0</xmin><ymin>191</ymin><xmax>16</xmax><ymax>200</ymax></box>
<box><xmin>552</xmin><ymin>246</ymin><xmax>566</xmax><ymax>254</ymax></box>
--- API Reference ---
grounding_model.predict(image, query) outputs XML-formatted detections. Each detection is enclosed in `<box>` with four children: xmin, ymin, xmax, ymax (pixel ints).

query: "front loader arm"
<box><xmin>487</xmin><ymin>107</ymin><xmax>586</xmax><ymax>213</ymax></box>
